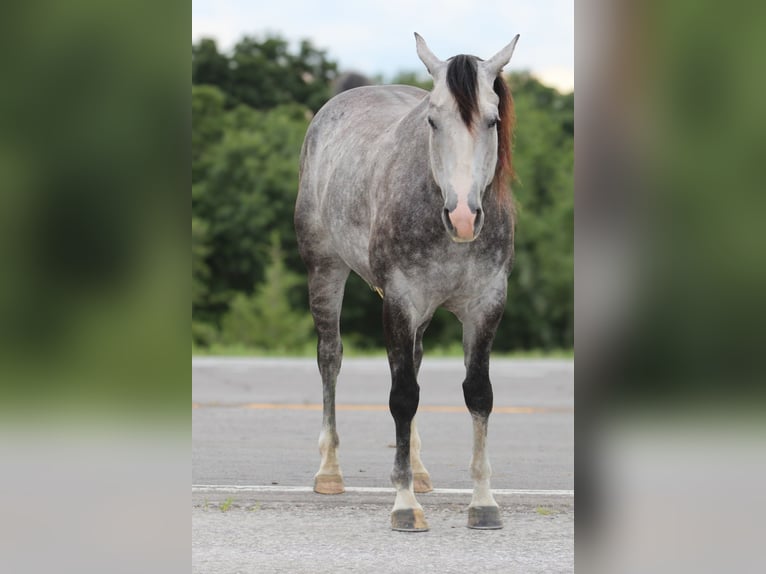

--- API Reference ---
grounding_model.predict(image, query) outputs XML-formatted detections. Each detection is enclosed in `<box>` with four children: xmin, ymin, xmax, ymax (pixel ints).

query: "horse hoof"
<box><xmin>314</xmin><ymin>474</ymin><xmax>344</xmax><ymax>494</ymax></box>
<box><xmin>391</xmin><ymin>508</ymin><xmax>429</xmax><ymax>532</ymax></box>
<box><xmin>413</xmin><ymin>472</ymin><xmax>433</xmax><ymax>493</ymax></box>
<box><xmin>467</xmin><ymin>506</ymin><xmax>503</xmax><ymax>529</ymax></box>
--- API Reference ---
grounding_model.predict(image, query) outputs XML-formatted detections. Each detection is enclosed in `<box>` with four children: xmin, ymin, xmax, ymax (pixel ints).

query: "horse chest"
<box><xmin>369</xmin><ymin>227</ymin><xmax>508</xmax><ymax>302</ymax></box>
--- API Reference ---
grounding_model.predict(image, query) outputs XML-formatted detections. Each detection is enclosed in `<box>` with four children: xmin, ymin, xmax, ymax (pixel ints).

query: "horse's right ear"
<box><xmin>414</xmin><ymin>33</ymin><xmax>445</xmax><ymax>78</ymax></box>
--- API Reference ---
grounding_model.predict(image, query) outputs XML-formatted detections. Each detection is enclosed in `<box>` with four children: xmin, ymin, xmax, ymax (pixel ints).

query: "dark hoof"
<box><xmin>413</xmin><ymin>472</ymin><xmax>433</xmax><ymax>493</ymax></box>
<box><xmin>467</xmin><ymin>506</ymin><xmax>503</xmax><ymax>530</ymax></box>
<box><xmin>314</xmin><ymin>474</ymin><xmax>344</xmax><ymax>494</ymax></box>
<box><xmin>391</xmin><ymin>508</ymin><xmax>429</xmax><ymax>532</ymax></box>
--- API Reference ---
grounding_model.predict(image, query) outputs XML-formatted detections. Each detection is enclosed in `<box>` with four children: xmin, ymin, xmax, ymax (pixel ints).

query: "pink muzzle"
<box><xmin>448</xmin><ymin>203</ymin><xmax>477</xmax><ymax>241</ymax></box>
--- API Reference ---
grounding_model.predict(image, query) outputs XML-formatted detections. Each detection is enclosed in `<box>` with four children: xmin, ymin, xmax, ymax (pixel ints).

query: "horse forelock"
<box><xmin>446</xmin><ymin>55</ymin><xmax>479</xmax><ymax>128</ymax></box>
<box><xmin>445</xmin><ymin>55</ymin><xmax>515</xmax><ymax>203</ymax></box>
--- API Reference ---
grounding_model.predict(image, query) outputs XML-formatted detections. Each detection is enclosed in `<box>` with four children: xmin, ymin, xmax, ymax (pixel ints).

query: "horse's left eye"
<box><xmin>488</xmin><ymin>118</ymin><xmax>499</xmax><ymax>129</ymax></box>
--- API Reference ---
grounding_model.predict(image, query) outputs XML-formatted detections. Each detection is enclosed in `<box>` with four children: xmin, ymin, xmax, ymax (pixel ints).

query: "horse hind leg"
<box><xmin>410</xmin><ymin>419</ymin><xmax>432</xmax><ymax>493</ymax></box>
<box><xmin>411</xmin><ymin>319</ymin><xmax>433</xmax><ymax>494</ymax></box>
<box><xmin>308</xmin><ymin>259</ymin><xmax>350</xmax><ymax>495</ymax></box>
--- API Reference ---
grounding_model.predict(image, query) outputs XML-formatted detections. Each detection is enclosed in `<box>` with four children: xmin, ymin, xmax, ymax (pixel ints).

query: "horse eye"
<box><xmin>427</xmin><ymin>117</ymin><xmax>437</xmax><ymax>129</ymax></box>
<box><xmin>488</xmin><ymin>118</ymin><xmax>499</xmax><ymax>129</ymax></box>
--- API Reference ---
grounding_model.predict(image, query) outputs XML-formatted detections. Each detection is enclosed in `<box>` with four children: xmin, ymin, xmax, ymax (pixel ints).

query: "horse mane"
<box><xmin>492</xmin><ymin>75</ymin><xmax>515</xmax><ymax>199</ymax></box>
<box><xmin>446</xmin><ymin>55</ymin><xmax>515</xmax><ymax>203</ymax></box>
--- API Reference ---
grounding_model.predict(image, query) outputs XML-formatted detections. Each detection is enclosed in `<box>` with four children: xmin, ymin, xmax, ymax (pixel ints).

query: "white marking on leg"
<box><xmin>194</xmin><ymin>485</ymin><xmax>574</xmax><ymax>496</ymax></box>
<box><xmin>410</xmin><ymin>418</ymin><xmax>429</xmax><ymax>476</ymax></box>
<box><xmin>469</xmin><ymin>415</ymin><xmax>498</xmax><ymax>508</ymax></box>
<box><xmin>316</xmin><ymin>426</ymin><xmax>341</xmax><ymax>478</ymax></box>
<box><xmin>392</xmin><ymin>483</ymin><xmax>423</xmax><ymax>512</ymax></box>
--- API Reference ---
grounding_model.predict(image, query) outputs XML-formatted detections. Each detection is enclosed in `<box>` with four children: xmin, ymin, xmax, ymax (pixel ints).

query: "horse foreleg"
<box><xmin>461</xmin><ymin>298</ymin><xmax>505</xmax><ymax>529</ymax></box>
<box><xmin>384</xmin><ymin>298</ymin><xmax>428</xmax><ymax>531</ymax></box>
<box><xmin>466</xmin><ymin>412</ymin><xmax>501</xmax><ymax>528</ymax></box>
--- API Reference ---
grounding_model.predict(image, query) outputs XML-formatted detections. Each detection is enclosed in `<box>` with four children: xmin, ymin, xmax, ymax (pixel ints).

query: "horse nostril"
<box><xmin>442</xmin><ymin>208</ymin><xmax>453</xmax><ymax>230</ymax></box>
<box><xmin>475</xmin><ymin>207</ymin><xmax>483</xmax><ymax>225</ymax></box>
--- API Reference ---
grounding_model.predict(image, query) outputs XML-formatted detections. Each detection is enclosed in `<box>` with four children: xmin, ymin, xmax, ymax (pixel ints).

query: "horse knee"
<box><xmin>389</xmin><ymin>381</ymin><xmax>419</xmax><ymax>423</ymax></box>
<box><xmin>462</xmin><ymin>376</ymin><xmax>493</xmax><ymax>417</ymax></box>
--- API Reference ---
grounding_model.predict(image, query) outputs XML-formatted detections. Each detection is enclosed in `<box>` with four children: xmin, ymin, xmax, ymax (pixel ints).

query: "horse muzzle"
<box><xmin>442</xmin><ymin>204</ymin><xmax>484</xmax><ymax>243</ymax></box>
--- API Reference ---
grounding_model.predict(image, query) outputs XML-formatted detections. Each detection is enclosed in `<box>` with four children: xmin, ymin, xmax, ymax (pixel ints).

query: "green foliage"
<box><xmin>388</xmin><ymin>71</ymin><xmax>433</xmax><ymax>91</ymax></box>
<box><xmin>192</xmin><ymin>85</ymin><xmax>226</xmax><ymax>184</ymax></box>
<box><xmin>193</xmin><ymin>36</ymin><xmax>337</xmax><ymax>112</ymax></box>
<box><xmin>495</xmin><ymin>73</ymin><xmax>574</xmax><ymax>350</ymax></box>
<box><xmin>220</xmin><ymin>235</ymin><xmax>313</xmax><ymax>352</ymax></box>
<box><xmin>192</xmin><ymin>217</ymin><xmax>210</xmax><ymax>307</ymax></box>
<box><xmin>192</xmin><ymin>102</ymin><xmax>309</xmax><ymax>326</ymax></box>
<box><xmin>191</xmin><ymin>36</ymin><xmax>573</xmax><ymax>353</ymax></box>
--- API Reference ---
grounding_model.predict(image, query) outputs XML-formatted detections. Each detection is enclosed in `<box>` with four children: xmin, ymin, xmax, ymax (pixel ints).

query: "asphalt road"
<box><xmin>192</xmin><ymin>357</ymin><xmax>573</xmax><ymax>573</ymax></box>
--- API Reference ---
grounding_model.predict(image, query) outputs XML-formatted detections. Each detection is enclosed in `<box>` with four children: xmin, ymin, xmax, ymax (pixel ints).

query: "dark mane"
<box><xmin>446</xmin><ymin>55</ymin><xmax>515</xmax><ymax>202</ymax></box>
<box><xmin>492</xmin><ymin>74</ymin><xmax>515</xmax><ymax>199</ymax></box>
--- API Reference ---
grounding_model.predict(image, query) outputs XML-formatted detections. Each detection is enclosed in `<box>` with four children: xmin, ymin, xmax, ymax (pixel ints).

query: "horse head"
<box><xmin>415</xmin><ymin>33</ymin><xmax>519</xmax><ymax>243</ymax></box>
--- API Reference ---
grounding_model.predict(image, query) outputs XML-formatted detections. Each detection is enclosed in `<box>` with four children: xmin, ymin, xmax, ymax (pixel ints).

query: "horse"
<box><xmin>294</xmin><ymin>33</ymin><xmax>519</xmax><ymax>532</ymax></box>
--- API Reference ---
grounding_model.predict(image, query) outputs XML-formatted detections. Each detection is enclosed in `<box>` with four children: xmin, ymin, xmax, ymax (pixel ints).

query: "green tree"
<box><xmin>496</xmin><ymin>73</ymin><xmax>574</xmax><ymax>350</ymax></box>
<box><xmin>192</xmin><ymin>35</ymin><xmax>338</xmax><ymax>113</ymax></box>
<box><xmin>220</xmin><ymin>234</ymin><xmax>313</xmax><ymax>351</ymax></box>
<box><xmin>192</xmin><ymin>39</ymin><xmax>231</xmax><ymax>94</ymax></box>
<box><xmin>192</xmin><ymin>85</ymin><xmax>226</xmax><ymax>184</ymax></box>
<box><xmin>192</xmin><ymin>103</ymin><xmax>310</xmax><ymax>327</ymax></box>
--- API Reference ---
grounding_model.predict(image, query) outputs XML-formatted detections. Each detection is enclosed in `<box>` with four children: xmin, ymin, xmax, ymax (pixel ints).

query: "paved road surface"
<box><xmin>193</xmin><ymin>357</ymin><xmax>573</xmax><ymax>573</ymax></box>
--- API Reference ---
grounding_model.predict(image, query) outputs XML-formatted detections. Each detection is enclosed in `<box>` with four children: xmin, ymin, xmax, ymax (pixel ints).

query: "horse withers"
<box><xmin>294</xmin><ymin>33</ymin><xmax>519</xmax><ymax>532</ymax></box>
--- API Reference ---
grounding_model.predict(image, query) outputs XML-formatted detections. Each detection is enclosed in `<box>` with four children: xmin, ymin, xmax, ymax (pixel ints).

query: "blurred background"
<box><xmin>577</xmin><ymin>1</ymin><xmax>766</xmax><ymax>572</ymax></box>
<box><xmin>191</xmin><ymin>1</ymin><xmax>574</xmax><ymax>356</ymax></box>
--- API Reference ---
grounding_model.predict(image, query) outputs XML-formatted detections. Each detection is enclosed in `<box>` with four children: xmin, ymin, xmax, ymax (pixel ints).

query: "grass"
<box><xmin>193</xmin><ymin>341</ymin><xmax>573</xmax><ymax>359</ymax></box>
<box><xmin>535</xmin><ymin>507</ymin><xmax>554</xmax><ymax>516</ymax></box>
<box><xmin>220</xmin><ymin>497</ymin><xmax>233</xmax><ymax>512</ymax></box>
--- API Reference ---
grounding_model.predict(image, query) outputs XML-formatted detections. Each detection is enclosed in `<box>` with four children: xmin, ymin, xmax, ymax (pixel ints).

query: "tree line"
<box><xmin>192</xmin><ymin>35</ymin><xmax>573</xmax><ymax>353</ymax></box>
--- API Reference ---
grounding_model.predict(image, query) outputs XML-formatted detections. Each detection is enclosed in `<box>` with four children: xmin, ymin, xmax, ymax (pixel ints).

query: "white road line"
<box><xmin>192</xmin><ymin>484</ymin><xmax>573</xmax><ymax>496</ymax></box>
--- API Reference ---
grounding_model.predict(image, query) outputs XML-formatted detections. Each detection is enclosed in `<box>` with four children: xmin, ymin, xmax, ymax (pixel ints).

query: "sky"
<box><xmin>192</xmin><ymin>0</ymin><xmax>574</xmax><ymax>92</ymax></box>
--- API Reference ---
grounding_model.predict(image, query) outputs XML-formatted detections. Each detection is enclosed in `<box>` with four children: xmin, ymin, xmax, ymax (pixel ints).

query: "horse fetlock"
<box><xmin>413</xmin><ymin>472</ymin><xmax>434</xmax><ymax>493</ymax></box>
<box><xmin>318</xmin><ymin>428</ymin><xmax>339</xmax><ymax>450</ymax></box>
<box><xmin>390</xmin><ymin>465</ymin><xmax>412</xmax><ymax>489</ymax></box>
<box><xmin>470</xmin><ymin>458</ymin><xmax>492</xmax><ymax>481</ymax></box>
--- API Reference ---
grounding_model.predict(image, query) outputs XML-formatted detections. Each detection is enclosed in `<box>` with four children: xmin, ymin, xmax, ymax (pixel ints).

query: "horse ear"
<box><xmin>483</xmin><ymin>35</ymin><xmax>520</xmax><ymax>77</ymax></box>
<box><xmin>414</xmin><ymin>33</ymin><xmax>445</xmax><ymax>78</ymax></box>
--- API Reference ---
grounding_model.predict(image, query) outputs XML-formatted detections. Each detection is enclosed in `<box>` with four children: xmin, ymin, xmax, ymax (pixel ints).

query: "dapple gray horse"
<box><xmin>295</xmin><ymin>33</ymin><xmax>519</xmax><ymax>531</ymax></box>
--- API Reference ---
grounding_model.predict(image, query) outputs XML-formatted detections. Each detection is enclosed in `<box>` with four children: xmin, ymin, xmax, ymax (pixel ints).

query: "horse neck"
<box><xmin>394</xmin><ymin>95</ymin><xmax>429</xmax><ymax>142</ymax></box>
<box><xmin>392</xmin><ymin>96</ymin><xmax>438</xmax><ymax>193</ymax></box>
